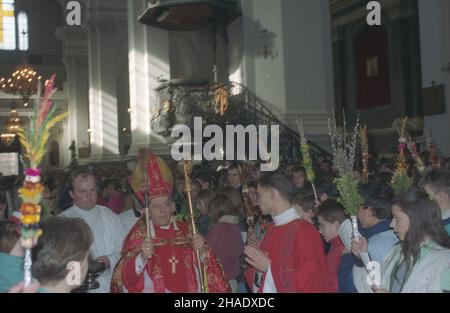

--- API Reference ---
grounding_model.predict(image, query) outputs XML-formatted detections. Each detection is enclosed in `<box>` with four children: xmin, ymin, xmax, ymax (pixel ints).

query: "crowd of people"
<box><xmin>1</xmin><ymin>148</ymin><xmax>450</xmax><ymax>293</ymax></box>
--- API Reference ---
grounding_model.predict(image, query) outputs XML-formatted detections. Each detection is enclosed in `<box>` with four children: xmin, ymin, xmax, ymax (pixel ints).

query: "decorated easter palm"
<box><xmin>16</xmin><ymin>75</ymin><xmax>68</xmax><ymax>286</ymax></box>
<box><xmin>328</xmin><ymin>111</ymin><xmax>363</xmax><ymax>242</ymax></box>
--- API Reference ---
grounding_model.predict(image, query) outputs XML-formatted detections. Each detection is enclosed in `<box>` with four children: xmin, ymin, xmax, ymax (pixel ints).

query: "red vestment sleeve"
<box><xmin>110</xmin><ymin>217</ymin><xmax>146</xmax><ymax>293</ymax></box>
<box><xmin>121</xmin><ymin>253</ymin><xmax>146</xmax><ymax>293</ymax></box>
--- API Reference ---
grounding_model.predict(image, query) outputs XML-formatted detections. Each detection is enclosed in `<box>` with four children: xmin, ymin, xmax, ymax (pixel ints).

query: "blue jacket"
<box><xmin>0</xmin><ymin>252</ymin><xmax>24</xmax><ymax>292</ymax></box>
<box><xmin>338</xmin><ymin>219</ymin><xmax>398</xmax><ymax>293</ymax></box>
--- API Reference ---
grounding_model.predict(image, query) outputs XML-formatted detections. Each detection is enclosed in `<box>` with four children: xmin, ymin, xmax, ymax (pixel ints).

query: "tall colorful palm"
<box><xmin>16</xmin><ymin>75</ymin><xmax>68</xmax><ymax>286</ymax></box>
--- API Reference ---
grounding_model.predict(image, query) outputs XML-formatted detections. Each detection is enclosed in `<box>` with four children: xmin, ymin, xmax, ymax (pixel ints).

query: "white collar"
<box><xmin>272</xmin><ymin>207</ymin><xmax>300</xmax><ymax>226</ymax></box>
<box><xmin>73</xmin><ymin>205</ymin><xmax>97</xmax><ymax>214</ymax></box>
<box><xmin>149</xmin><ymin>217</ymin><xmax>178</xmax><ymax>238</ymax></box>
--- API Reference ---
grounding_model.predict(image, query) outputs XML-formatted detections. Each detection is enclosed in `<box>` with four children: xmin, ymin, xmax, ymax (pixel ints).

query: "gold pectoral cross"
<box><xmin>169</xmin><ymin>256</ymin><xmax>179</xmax><ymax>274</ymax></box>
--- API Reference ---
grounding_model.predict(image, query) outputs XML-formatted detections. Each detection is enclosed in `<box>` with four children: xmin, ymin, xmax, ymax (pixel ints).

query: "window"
<box><xmin>17</xmin><ymin>11</ymin><xmax>28</xmax><ymax>50</ymax></box>
<box><xmin>0</xmin><ymin>0</ymin><xmax>29</xmax><ymax>51</ymax></box>
<box><xmin>0</xmin><ymin>0</ymin><xmax>15</xmax><ymax>50</ymax></box>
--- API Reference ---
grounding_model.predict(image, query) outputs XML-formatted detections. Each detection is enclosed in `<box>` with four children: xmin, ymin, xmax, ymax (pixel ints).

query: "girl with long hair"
<box><xmin>373</xmin><ymin>189</ymin><xmax>450</xmax><ymax>293</ymax></box>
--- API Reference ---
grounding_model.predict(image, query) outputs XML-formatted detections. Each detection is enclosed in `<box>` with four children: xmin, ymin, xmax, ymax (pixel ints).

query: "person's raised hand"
<box><xmin>244</xmin><ymin>245</ymin><xmax>270</xmax><ymax>273</ymax></box>
<box><xmin>190</xmin><ymin>234</ymin><xmax>205</xmax><ymax>254</ymax></box>
<box><xmin>141</xmin><ymin>238</ymin><xmax>154</xmax><ymax>260</ymax></box>
<box><xmin>351</xmin><ymin>236</ymin><xmax>368</xmax><ymax>258</ymax></box>
<box><xmin>96</xmin><ymin>256</ymin><xmax>111</xmax><ymax>269</ymax></box>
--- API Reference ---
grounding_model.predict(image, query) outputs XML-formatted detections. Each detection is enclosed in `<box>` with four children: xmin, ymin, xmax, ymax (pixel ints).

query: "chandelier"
<box><xmin>1</xmin><ymin>106</ymin><xmax>22</xmax><ymax>145</ymax></box>
<box><xmin>0</xmin><ymin>64</ymin><xmax>42</xmax><ymax>101</ymax></box>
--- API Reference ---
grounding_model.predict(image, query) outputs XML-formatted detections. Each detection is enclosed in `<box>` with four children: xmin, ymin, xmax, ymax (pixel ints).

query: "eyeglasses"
<box><xmin>149</xmin><ymin>202</ymin><xmax>172</xmax><ymax>211</ymax></box>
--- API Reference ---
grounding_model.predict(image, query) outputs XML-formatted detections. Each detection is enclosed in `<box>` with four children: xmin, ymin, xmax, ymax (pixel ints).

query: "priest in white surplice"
<box><xmin>60</xmin><ymin>171</ymin><xmax>125</xmax><ymax>293</ymax></box>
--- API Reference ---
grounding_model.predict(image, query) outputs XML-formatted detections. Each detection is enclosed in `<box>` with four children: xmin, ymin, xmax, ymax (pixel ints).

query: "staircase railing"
<box><xmin>152</xmin><ymin>80</ymin><xmax>331</xmax><ymax>165</ymax></box>
<box><xmin>228</xmin><ymin>82</ymin><xmax>330</xmax><ymax>163</ymax></box>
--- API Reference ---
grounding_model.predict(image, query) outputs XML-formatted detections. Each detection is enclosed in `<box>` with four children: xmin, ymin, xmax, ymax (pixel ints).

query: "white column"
<box><xmin>228</xmin><ymin>16</ymin><xmax>244</xmax><ymax>85</ymax></box>
<box><xmin>86</xmin><ymin>18</ymin><xmax>121</xmax><ymax>162</ymax></box>
<box><xmin>126</xmin><ymin>0</ymin><xmax>151</xmax><ymax>157</ymax></box>
<box><xmin>67</xmin><ymin>56</ymin><xmax>89</xmax><ymax>147</ymax></box>
<box><xmin>79</xmin><ymin>0</ymin><xmax>128</xmax><ymax>162</ymax></box>
<box><xmin>239</xmin><ymin>0</ymin><xmax>333</xmax><ymax>150</ymax></box>
<box><xmin>127</xmin><ymin>0</ymin><xmax>171</xmax><ymax>158</ymax></box>
<box><xmin>241</xmin><ymin>0</ymin><xmax>286</xmax><ymax>110</ymax></box>
<box><xmin>57</xmin><ymin>26</ymin><xmax>90</xmax><ymax>164</ymax></box>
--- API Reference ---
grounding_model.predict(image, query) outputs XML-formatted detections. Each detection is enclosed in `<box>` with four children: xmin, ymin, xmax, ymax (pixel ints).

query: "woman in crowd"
<box><xmin>206</xmin><ymin>194</ymin><xmax>245</xmax><ymax>293</ymax></box>
<box><xmin>355</xmin><ymin>189</ymin><xmax>450</xmax><ymax>293</ymax></box>
<box><xmin>195</xmin><ymin>189</ymin><xmax>216</xmax><ymax>237</ymax></box>
<box><xmin>222</xmin><ymin>186</ymin><xmax>248</xmax><ymax>242</ymax></box>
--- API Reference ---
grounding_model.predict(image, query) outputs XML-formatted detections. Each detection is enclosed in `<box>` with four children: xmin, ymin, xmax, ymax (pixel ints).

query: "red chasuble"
<box><xmin>110</xmin><ymin>217</ymin><xmax>230</xmax><ymax>293</ymax></box>
<box><xmin>245</xmin><ymin>219</ymin><xmax>329</xmax><ymax>293</ymax></box>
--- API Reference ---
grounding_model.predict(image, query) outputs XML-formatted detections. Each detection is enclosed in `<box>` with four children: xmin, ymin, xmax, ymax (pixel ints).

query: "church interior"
<box><xmin>1</xmin><ymin>0</ymin><xmax>450</xmax><ymax>296</ymax></box>
<box><xmin>0</xmin><ymin>0</ymin><xmax>449</xmax><ymax>171</ymax></box>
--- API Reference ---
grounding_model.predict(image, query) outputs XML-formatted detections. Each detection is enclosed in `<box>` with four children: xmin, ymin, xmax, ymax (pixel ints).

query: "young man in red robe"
<box><xmin>110</xmin><ymin>150</ymin><xmax>230</xmax><ymax>293</ymax></box>
<box><xmin>244</xmin><ymin>173</ymin><xmax>329</xmax><ymax>293</ymax></box>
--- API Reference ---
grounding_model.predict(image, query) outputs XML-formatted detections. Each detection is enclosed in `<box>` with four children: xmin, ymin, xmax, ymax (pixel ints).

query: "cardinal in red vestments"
<box><xmin>110</xmin><ymin>150</ymin><xmax>230</xmax><ymax>293</ymax></box>
<box><xmin>244</xmin><ymin>173</ymin><xmax>329</xmax><ymax>293</ymax></box>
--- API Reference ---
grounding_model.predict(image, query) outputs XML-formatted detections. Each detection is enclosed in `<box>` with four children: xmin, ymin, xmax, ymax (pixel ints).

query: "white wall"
<box><xmin>419</xmin><ymin>0</ymin><xmax>450</xmax><ymax>155</ymax></box>
<box><xmin>227</xmin><ymin>17</ymin><xmax>243</xmax><ymax>84</ymax></box>
<box><xmin>241</xmin><ymin>0</ymin><xmax>287</xmax><ymax>115</ymax></box>
<box><xmin>282</xmin><ymin>0</ymin><xmax>335</xmax><ymax>113</ymax></box>
<box><xmin>227</xmin><ymin>0</ymin><xmax>333</xmax><ymax>150</ymax></box>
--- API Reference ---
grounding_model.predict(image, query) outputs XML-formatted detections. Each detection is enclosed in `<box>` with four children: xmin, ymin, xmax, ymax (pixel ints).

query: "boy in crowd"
<box><xmin>316</xmin><ymin>199</ymin><xmax>346</xmax><ymax>292</ymax></box>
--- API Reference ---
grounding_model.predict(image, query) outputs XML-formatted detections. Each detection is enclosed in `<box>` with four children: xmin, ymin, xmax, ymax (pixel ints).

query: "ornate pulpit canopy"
<box><xmin>139</xmin><ymin>0</ymin><xmax>241</xmax><ymax>31</ymax></box>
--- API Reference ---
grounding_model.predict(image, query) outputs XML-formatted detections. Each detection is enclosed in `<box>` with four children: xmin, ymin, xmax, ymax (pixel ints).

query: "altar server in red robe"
<box><xmin>244</xmin><ymin>173</ymin><xmax>329</xmax><ymax>293</ymax></box>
